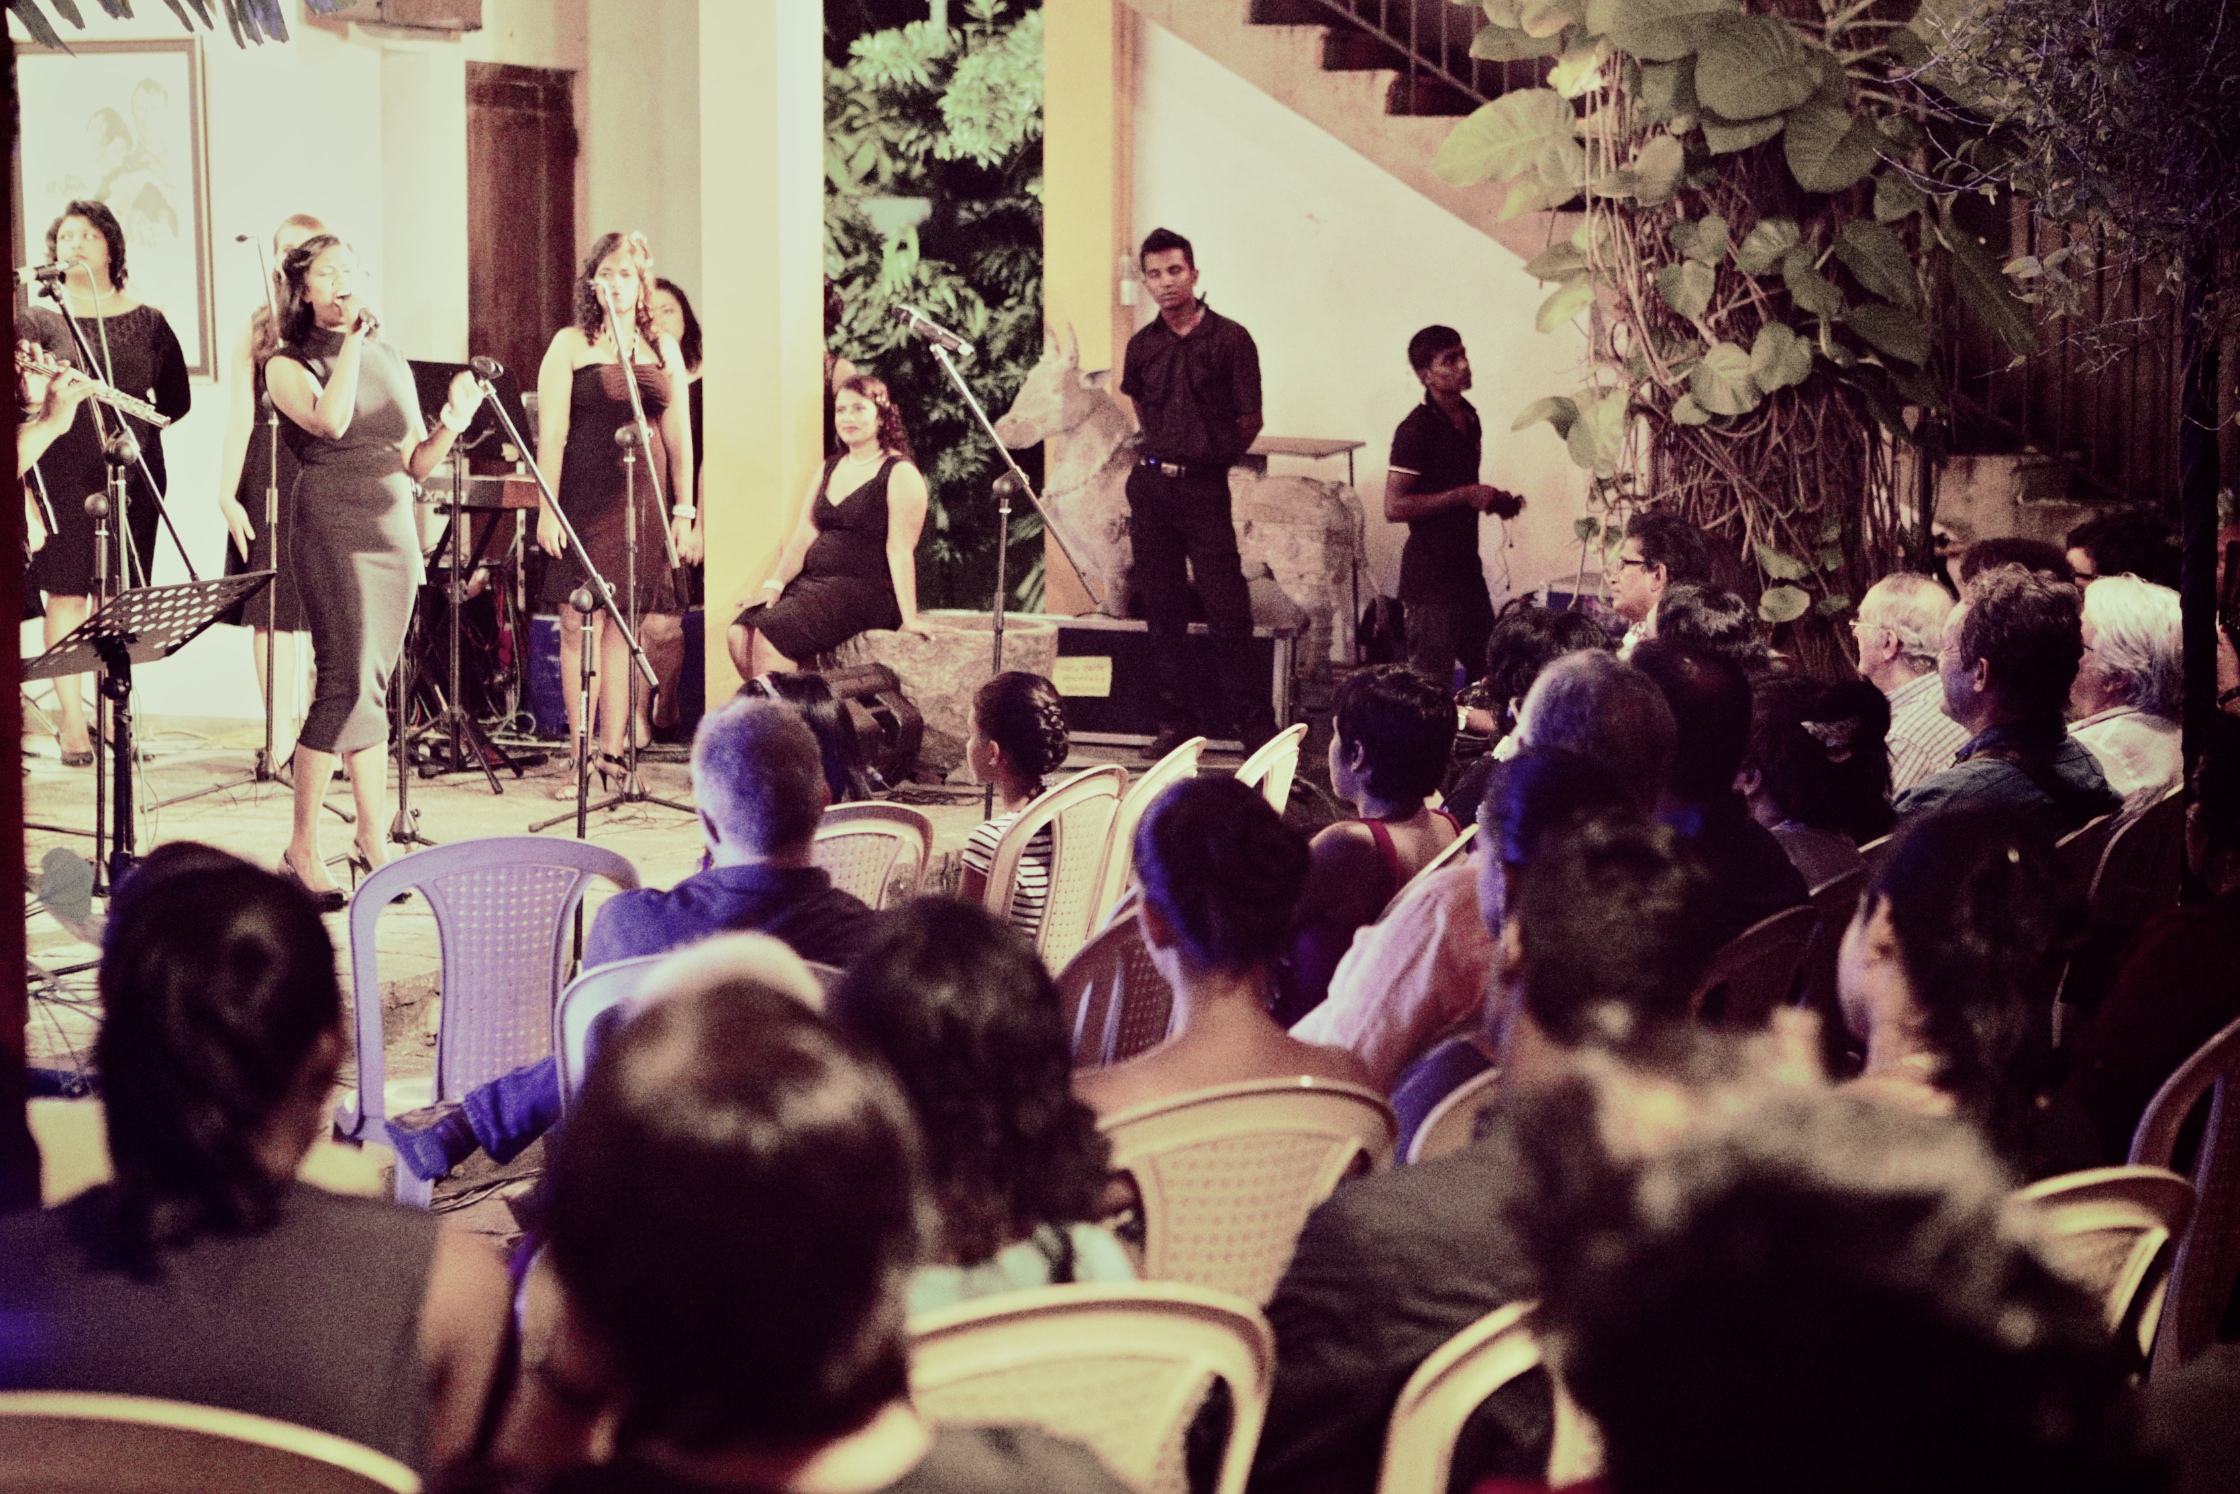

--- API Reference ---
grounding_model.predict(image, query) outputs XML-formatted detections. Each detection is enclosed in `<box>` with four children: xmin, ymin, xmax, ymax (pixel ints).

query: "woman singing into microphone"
<box><xmin>533</xmin><ymin>232</ymin><xmax>696</xmax><ymax>795</ymax></box>
<box><xmin>265</xmin><ymin>235</ymin><xmax>484</xmax><ymax>908</ymax></box>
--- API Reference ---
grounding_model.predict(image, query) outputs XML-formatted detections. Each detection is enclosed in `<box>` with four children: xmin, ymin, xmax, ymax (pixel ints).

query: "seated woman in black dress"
<box><xmin>728</xmin><ymin>375</ymin><xmax>933</xmax><ymax>677</ymax></box>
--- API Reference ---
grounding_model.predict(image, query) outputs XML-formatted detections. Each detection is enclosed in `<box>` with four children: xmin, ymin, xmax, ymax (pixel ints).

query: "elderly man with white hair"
<box><xmin>2069</xmin><ymin>573</ymin><xmax>2184</xmax><ymax>803</ymax></box>
<box><xmin>1853</xmin><ymin>571</ymin><xmax>1970</xmax><ymax>796</ymax></box>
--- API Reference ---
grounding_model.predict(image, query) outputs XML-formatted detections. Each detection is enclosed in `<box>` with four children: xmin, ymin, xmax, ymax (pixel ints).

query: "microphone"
<box><xmin>470</xmin><ymin>355</ymin><xmax>504</xmax><ymax>380</ymax></box>
<box><xmin>891</xmin><ymin>305</ymin><xmax>974</xmax><ymax>359</ymax></box>
<box><xmin>14</xmin><ymin>262</ymin><xmax>69</xmax><ymax>286</ymax></box>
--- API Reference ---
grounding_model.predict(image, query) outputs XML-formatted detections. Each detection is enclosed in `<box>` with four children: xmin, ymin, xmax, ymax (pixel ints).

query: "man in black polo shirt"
<box><xmin>1119</xmin><ymin>226</ymin><xmax>1276</xmax><ymax>754</ymax></box>
<box><xmin>1385</xmin><ymin>325</ymin><xmax>1524</xmax><ymax>687</ymax></box>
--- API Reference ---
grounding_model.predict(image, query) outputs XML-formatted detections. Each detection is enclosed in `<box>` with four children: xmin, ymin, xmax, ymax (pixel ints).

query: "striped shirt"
<box><xmin>1884</xmin><ymin>669</ymin><xmax>1970</xmax><ymax>797</ymax></box>
<box><xmin>963</xmin><ymin>810</ymin><xmax>1054</xmax><ymax>943</ymax></box>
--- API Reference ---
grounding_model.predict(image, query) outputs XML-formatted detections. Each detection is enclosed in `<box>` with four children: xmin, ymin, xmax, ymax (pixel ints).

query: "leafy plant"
<box><xmin>1434</xmin><ymin>0</ymin><xmax>2055</xmax><ymax>664</ymax></box>
<box><xmin>825</xmin><ymin>0</ymin><xmax>1048</xmax><ymax>612</ymax></box>
<box><xmin>8</xmin><ymin>0</ymin><xmax>340</xmax><ymax>49</ymax></box>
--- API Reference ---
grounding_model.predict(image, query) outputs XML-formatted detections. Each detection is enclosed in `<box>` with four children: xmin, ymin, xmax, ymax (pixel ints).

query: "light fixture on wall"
<box><xmin>1116</xmin><ymin>251</ymin><xmax>1138</xmax><ymax>308</ymax></box>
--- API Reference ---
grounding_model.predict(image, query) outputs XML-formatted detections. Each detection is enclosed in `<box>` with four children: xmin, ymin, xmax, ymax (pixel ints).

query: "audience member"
<box><xmin>1250</xmin><ymin>814</ymin><xmax>1722</xmax><ymax>1494</ymax></box>
<box><xmin>1741</xmin><ymin>675</ymin><xmax>1893</xmax><ymax>891</ymax></box>
<box><xmin>1280</xmin><ymin>665</ymin><xmax>1461</xmax><ymax>1025</ymax></box>
<box><xmin>1854</xmin><ymin>571</ymin><xmax>1970</xmax><ymax>796</ymax></box>
<box><xmin>2067</xmin><ymin>509</ymin><xmax>2181</xmax><ymax>590</ymax></box>
<box><xmin>1075</xmin><ymin>777</ymin><xmax>1367</xmax><ymax>1117</ymax></box>
<box><xmin>475</xmin><ymin>983</ymin><xmax>1128</xmax><ymax>1494</ymax></box>
<box><xmin>826</xmin><ymin>901</ymin><xmax>1134</xmax><ymax>1312</ymax></box>
<box><xmin>1646</xmin><ymin>582</ymin><xmax>1772</xmax><ymax>677</ymax></box>
<box><xmin>1604</xmin><ymin>510</ymin><xmax>1715</xmax><ymax>654</ymax></box>
<box><xmin>956</xmin><ymin>671</ymin><xmax>1072</xmax><ymax>942</ymax></box>
<box><xmin>1632</xmin><ymin>639</ymin><xmax>1810</xmax><ymax>944</ymax></box>
<box><xmin>385</xmin><ymin>698</ymin><xmax>875</xmax><ymax>1182</ymax></box>
<box><xmin>0</xmin><ymin>844</ymin><xmax>510</xmax><ymax>1474</ymax></box>
<box><xmin>1836</xmin><ymin>806</ymin><xmax>2096</xmax><ymax>1178</ymax></box>
<box><xmin>2068</xmin><ymin>573</ymin><xmax>2183</xmax><ymax>803</ymax></box>
<box><xmin>740</xmin><ymin>669</ymin><xmax>877</xmax><ymax>801</ymax></box>
<box><xmin>1298</xmin><ymin>651</ymin><xmax>1676</xmax><ymax>1091</ymax></box>
<box><xmin>2064</xmin><ymin>714</ymin><xmax>2240</xmax><ymax>1160</ymax></box>
<box><xmin>1447</xmin><ymin>606</ymin><xmax>1611</xmax><ymax>822</ymax></box>
<box><xmin>1895</xmin><ymin>565</ymin><xmax>2120</xmax><ymax>837</ymax></box>
<box><xmin>1957</xmin><ymin>534</ymin><xmax>2075</xmax><ymax>590</ymax></box>
<box><xmin>1523</xmin><ymin>1081</ymin><xmax>2152</xmax><ymax>1494</ymax></box>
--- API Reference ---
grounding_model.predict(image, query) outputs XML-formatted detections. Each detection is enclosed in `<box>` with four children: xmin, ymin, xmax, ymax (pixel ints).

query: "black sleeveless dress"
<box><xmin>735</xmin><ymin>455</ymin><xmax>904</xmax><ymax>661</ymax></box>
<box><xmin>536</xmin><ymin>361</ymin><xmax>681</xmax><ymax>617</ymax></box>
<box><xmin>220</xmin><ymin>343</ymin><xmax>309</xmax><ymax>630</ymax></box>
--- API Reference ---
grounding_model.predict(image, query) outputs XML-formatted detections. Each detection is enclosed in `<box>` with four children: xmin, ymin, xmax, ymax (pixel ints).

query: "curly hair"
<box><xmin>973</xmin><ymin>671</ymin><xmax>1069</xmax><ymax>796</ymax></box>
<box><xmin>1653</xmin><ymin>584</ymin><xmax>1771</xmax><ymax>677</ymax></box>
<box><xmin>276</xmin><ymin>232</ymin><xmax>346</xmax><ymax>349</ymax></box>
<box><xmin>573</xmin><ymin>230</ymin><xmax>660</xmax><ymax>347</ymax></box>
<box><xmin>652</xmin><ymin>276</ymin><xmax>703</xmax><ymax>374</ymax></box>
<box><xmin>1747</xmin><ymin>675</ymin><xmax>1894</xmax><ymax>845</ymax></box>
<box><xmin>1477</xmin><ymin>603</ymin><xmax>1612</xmax><ymax>724</ymax></box>
<box><xmin>1334</xmin><ymin>663</ymin><xmax>1457</xmax><ymax>805</ymax></box>
<box><xmin>1137</xmin><ymin>776</ymin><xmax>1310</xmax><ymax>973</ymax></box>
<box><xmin>1625</xmin><ymin>510</ymin><xmax>1715</xmax><ymax>587</ymax></box>
<box><xmin>827</xmin><ymin>901</ymin><xmax>1113</xmax><ymax>1267</ymax></box>
<box><xmin>833</xmin><ymin>374</ymin><xmax>916</xmax><ymax>464</ymax></box>
<box><xmin>47</xmin><ymin>199</ymin><xmax>128</xmax><ymax>290</ymax></box>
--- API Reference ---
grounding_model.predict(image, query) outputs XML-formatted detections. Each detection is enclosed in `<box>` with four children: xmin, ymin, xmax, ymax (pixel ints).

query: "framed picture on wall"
<box><xmin>11</xmin><ymin>37</ymin><xmax>216</xmax><ymax>378</ymax></box>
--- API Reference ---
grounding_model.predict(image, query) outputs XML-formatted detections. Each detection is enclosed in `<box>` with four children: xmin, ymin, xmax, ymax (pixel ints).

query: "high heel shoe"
<box><xmin>278</xmin><ymin>851</ymin><xmax>348</xmax><ymax>914</ymax></box>
<box><xmin>55</xmin><ymin>733</ymin><xmax>93</xmax><ymax>768</ymax></box>
<box><xmin>548</xmin><ymin>751</ymin><xmax>622</xmax><ymax>801</ymax></box>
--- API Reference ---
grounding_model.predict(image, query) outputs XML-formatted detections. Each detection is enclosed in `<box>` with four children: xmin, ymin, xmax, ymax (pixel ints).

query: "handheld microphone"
<box><xmin>14</xmin><ymin>262</ymin><xmax>69</xmax><ymax>287</ymax></box>
<box><xmin>891</xmin><ymin>305</ymin><xmax>975</xmax><ymax>359</ymax></box>
<box><xmin>470</xmin><ymin>355</ymin><xmax>504</xmax><ymax>380</ymax></box>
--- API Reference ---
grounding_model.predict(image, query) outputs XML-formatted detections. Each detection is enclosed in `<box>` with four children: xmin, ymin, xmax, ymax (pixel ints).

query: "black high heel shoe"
<box><xmin>278</xmin><ymin>851</ymin><xmax>348</xmax><ymax>914</ymax></box>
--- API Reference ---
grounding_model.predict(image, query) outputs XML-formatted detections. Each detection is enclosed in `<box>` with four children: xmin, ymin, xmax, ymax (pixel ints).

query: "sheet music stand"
<box><xmin>26</xmin><ymin>573</ymin><xmax>273</xmax><ymax>890</ymax></box>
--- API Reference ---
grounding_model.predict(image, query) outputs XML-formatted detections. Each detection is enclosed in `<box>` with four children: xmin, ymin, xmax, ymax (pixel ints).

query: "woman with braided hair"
<box><xmin>957</xmin><ymin>671</ymin><xmax>1074</xmax><ymax>941</ymax></box>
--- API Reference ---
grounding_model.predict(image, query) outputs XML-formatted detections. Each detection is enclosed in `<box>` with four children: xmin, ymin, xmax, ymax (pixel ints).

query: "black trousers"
<box><xmin>1404</xmin><ymin>584</ymin><xmax>1496</xmax><ymax>690</ymax></box>
<box><xmin>1125</xmin><ymin>466</ymin><xmax>1275</xmax><ymax>744</ymax></box>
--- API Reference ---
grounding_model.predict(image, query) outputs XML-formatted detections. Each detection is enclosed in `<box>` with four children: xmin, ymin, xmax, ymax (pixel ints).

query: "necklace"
<box><xmin>840</xmin><ymin>447</ymin><xmax>882</xmax><ymax>467</ymax></box>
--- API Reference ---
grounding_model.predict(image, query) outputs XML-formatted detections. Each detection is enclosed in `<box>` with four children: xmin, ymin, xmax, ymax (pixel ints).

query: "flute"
<box><xmin>14</xmin><ymin>346</ymin><xmax>174</xmax><ymax>429</ymax></box>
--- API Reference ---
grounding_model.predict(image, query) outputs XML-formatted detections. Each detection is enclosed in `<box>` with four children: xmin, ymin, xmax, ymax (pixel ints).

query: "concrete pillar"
<box><xmin>696</xmin><ymin>0</ymin><xmax>825</xmax><ymax>703</ymax></box>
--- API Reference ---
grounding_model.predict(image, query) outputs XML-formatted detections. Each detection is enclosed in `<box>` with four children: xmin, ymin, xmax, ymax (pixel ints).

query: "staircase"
<box><xmin>1119</xmin><ymin>0</ymin><xmax>1572</xmax><ymax>260</ymax></box>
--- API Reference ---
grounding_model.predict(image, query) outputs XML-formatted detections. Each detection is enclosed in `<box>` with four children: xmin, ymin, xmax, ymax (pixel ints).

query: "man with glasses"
<box><xmin>1852</xmin><ymin>572</ymin><xmax>1970</xmax><ymax>796</ymax></box>
<box><xmin>1605</xmin><ymin>511</ymin><xmax>1713</xmax><ymax>656</ymax></box>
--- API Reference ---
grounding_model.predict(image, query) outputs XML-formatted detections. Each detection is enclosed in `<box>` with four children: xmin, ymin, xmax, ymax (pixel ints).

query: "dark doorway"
<box><xmin>466</xmin><ymin>63</ymin><xmax>577</xmax><ymax>415</ymax></box>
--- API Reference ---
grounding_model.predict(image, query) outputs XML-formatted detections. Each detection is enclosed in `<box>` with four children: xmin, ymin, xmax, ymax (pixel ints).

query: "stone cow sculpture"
<box><xmin>993</xmin><ymin>324</ymin><xmax>1363</xmax><ymax>668</ymax></box>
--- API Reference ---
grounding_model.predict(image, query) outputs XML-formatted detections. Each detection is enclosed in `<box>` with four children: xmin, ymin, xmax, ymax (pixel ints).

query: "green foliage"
<box><xmin>826</xmin><ymin>0</ymin><xmax>1047</xmax><ymax>612</ymax></box>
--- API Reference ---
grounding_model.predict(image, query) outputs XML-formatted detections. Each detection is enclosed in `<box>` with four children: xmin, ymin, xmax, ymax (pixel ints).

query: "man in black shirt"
<box><xmin>1385</xmin><ymin>326</ymin><xmax>1524</xmax><ymax>688</ymax></box>
<box><xmin>1119</xmin><ymin>227</ymin><xmax>1276</xmax><ymax>754</ymax></box>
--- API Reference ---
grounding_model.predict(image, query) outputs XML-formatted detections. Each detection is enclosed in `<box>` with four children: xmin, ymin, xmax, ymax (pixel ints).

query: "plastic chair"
<box><xmin>1405</xmin><ymin>1065</ymin><xmax>1502</xmax><ymax>1165</ymax></box>
<box><xmin>1093</xmin><ymin>735</ymin><xmax>1207</xmax><ymax>930</ymax></box>
<box><xmin>1101</xmin><ymin>1077</ymin><xmax>1397</xmax><ymax>1305</ymax></box>
<box><xmin>812</xmin><ymin>802</ymin><xmax>933</xmax><ymax>910</ymax></box>
<box><xmin>0</xmin><ymin>1392</ymin><xmax>419</xmax><ymax>1493</ymax></box>
<box><xmin>1857</xmin><ymin>831</ymin><xmax>1900</xmax><ymax>880</ymax></box>
<box><xmin>910</xmin><ymin>1281</ymin><xmax>1273</xmax><ymax>1494</ymax></box>
<box><xmin>1378</xmin><ymin>824</ymin><xmax>1477</xmax><ymax>923</ymax></box>
<box><xmin>1054</xmin><ymin>914</ymin><xmax>1177</xmax><ymax>1068</ymax></box>
<box><xmin>2129</xmin><ymin>1011</ymin><xmax>2240</xmax><ymax>1375</ymax></box>
<box><xmin>1235</xmin><ymin>722</ymin><xmax>1309</xmax><ymax>814</ymax></box>
<box><xmin>1687</xmin><ymin>904</ymin><xmax>1818</xmax><ymax>1028</ymax></box>
<box><xmin>1374</xmin><ymin>1302</ymin><xmax>1602</xmax><ymax>1494</ymax></box>
<box><xmin>2056</xmin><ymin>812</ymin><xmax>2119</xmax><ymax>897</ymax></box>
<box><xmin>2088</xmin><ymin>788</ymin><xmax>2186</xmax><ymax>930</ymax></box>
<box><xmin>551</xmin><ymin>954</ymin><xmax>667</xmax><ymax>1111</ymax></box>
<box><xmin>2018</xmin><ymin>1165</ymin><xmax>2194</xmax><ymax>1363</ymax></box>
<box><xmin>335</xmin><ymin>836</ymin><xmax>639</xmax><ymax>1206</ymax></box>
<box><xmin>982</xmin><ymin>765</ymin><xmax>1128</xmax><ymax>970</ymax></box>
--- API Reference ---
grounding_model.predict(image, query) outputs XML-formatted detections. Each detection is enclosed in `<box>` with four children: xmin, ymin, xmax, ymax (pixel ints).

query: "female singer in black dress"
<box><xmin>728</xmin><ymin>375</ymin><xmax>932</xmax><ymax>679</ymax></box>
<box><xmin>534</xmin><ymin>232</ymin><xmax>697</xmax><ymax>791</ymax></box>
<box><xmin>266</xmin><ymin>235</ymin><xmax>485</xmax><ymax>906</ymax></box>
<box><xmin>216</xmin><ymin>212</ymin><xmax>328</xmax><ymax>767</ymax></box>
<box><xmin>27</xmin><ymin>200</ymin><xmax>191</xmax><ymax>765</ymax></box>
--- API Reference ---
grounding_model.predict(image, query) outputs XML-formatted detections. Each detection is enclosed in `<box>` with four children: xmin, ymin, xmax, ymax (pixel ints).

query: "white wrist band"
<box><xmin>671</xmin><ymin>504</ymin><xmax>697</xmax><ymax>519</ymax></box>
<box><xmin>439</xmin><ymin>403</ymin><xmax>472</xmax><ymax>433</ymax></box>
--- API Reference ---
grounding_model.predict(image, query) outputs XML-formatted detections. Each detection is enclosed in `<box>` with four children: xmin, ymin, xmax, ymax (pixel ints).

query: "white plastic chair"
<box><xmin>2017</xmin><ymin>1165</ymin><xmax>2194</xmax><ymax>1363</ymax></box>
<box><xmin>1054</xmin><ymin>914</ymin><xmax>1177</xmax><ymax>1068</ymax></box>
<box><xmin>911</xmin><ymin>1281</ymin><xmax>1273</xmax><ymax>1494</ymax></box>
<box><xmin>1101</xmin><ymin>1077</ymin><xmax>1397</xmax><ymax>1305</ymax></box>
<box><xmin>551</xmin><ymin>954</ymin><xmax>667</xmax><ymax>1112</ymax></box>
<box><xmin>983</xmin><ymin>765</ymin><xmax>1128</xmax><ymax>970</ymax></box>
<box><xmin>2129</xmin><ymin>1011</ymin><xmax>2240</xmax><ymax>1374</ymax></box>
<box><xmin>1373</xmin><ymin>1303</ymin><xmax>1601</xmax><ymax>1494</ymax></box>
<box><xmin>0</xmin><ymin>1392</ymin><xmax>420</xmax><ymax>1493</ymax></box>
<box><xmin>812</xmin><ymin>803</ymin><xmax>933</xmax><ymax>910</ymax></box>
<box><xmin>334</xmin><ymin>836</ymin><xmax>639</xmax><ymax>1206</ymax></box>
<box><xmin>1234</xmin><ymin>722</ymin><xmax>1308</xmax><ymax>814</ymax></box>
<box><xmin>1094</xmin><ymin>735</ymin><xmax>1207</xmax><ymax>930</ymax></box>
<box><xmin>1378</xmin><ymin>824</ymin><xmax>1476</xmax><ymax>923</ymax></box>
<box><xmin>1405</xmin><ymin>1065</ymin><xmax>1502</xmax><ymax>1165</ymax></box>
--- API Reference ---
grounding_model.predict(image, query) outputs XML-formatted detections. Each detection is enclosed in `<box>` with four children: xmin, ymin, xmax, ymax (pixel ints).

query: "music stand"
<box><xmin>26</xmin><ymin>573</ymin><xmax>273</xmax><ymax>889</ymax></box>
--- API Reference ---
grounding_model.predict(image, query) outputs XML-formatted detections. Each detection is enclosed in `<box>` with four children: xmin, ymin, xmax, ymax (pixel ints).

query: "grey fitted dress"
<box><xmin>276</xmin><ymin>329</ymin><xmax>426</xmax><ymax>756</ymax></box>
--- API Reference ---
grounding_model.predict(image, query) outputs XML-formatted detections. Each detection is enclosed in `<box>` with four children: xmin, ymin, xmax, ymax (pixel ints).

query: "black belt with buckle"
<box><xmin>1139</xmin><ymin>456</ymin><xmax>1210</xmax><ymax>479</ymax></box>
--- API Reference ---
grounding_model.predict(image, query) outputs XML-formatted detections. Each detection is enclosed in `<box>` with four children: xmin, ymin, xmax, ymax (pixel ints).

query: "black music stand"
<box><xmin>26</xmin><ymin>574</ymin><xmax>272</xmax><ymax>889</ymax></box>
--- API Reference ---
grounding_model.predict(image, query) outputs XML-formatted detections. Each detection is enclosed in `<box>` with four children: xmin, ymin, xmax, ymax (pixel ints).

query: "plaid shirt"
<box><xmin>1884</xmin><ymin>669</ymin><xmax>1970</xmax><ymax>797</ymax></box>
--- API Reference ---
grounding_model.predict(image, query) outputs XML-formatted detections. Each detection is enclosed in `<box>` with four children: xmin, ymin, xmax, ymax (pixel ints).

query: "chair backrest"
<box><xmin>2017</xmin><ymin>1165</ymin><xmax>2195</xmax><ymax>1363</ymax></box>
<box><xmin>1857</xmin><ymin>831</ymin><xmax>1900</xmax><ymax>880</ymax></box>
<box><xmin>1234</xmin><ymin>722</ymin><xmax>1309</xmax><ymax>814</ymax></box>
<box><xmin>812</xmin><ymin>802</ymin><xmax>933</xmax><ymax>910</ymax></box>
<box><xmin>1688</xmin><ymin>904</ymin><xmax>1819</xmax><ymax>1028</ymax></box>
<box><xmin>551</xmin><ymin>954</ymin><xmax>668</xmax><ymax>1111</ymax></box>
<box><xmin>2056</xmin><ymin>812</ymin><xmax>2119</xmax><ymax>896</ymax></box>
<box><xmin>1094</xmin><ymin>736</ymin><xmax>1207</xmax><ymax>930</ymax></box>
<box><xmin>910</xmin><ymin>1282</ymin><xmax>1274</xmax><ymax>1494</ymax></box>
<box><xmin>2128</xmin><ymin>1011</ymin><xmax>2240</xmax><ymax>1375</ymax></box>
<box><xmin>1378</xmin><ymin>825</ymin><xmax>1477</xmax><ymax>924</ymax></box>
<box><xmin>1054</xmin><ymin>914</ymin><xmax>1178</xmax><ymax>1068</ymax></box>
<box><xmin>1374</xmin><ymin>1303</ymin><xmax>1601</xmax><ymax>1494</ymax></box>
<box><xmin>2089</xmin><ymin>789</ymin><xmax>2186</xmax><ymax>932</ymax></box>
<box><xmin>983</xmin><ymin>765</ymin><xmax>1128</xmax><ymax>969</ymax></box>
<box><xmin>1796</xmin><ymin>864</ymin><xmax>1869</xmax><ymax>1032</ymax></box>
<box><xmin>0</xmin><ymin>1392</ymin><xmax>420</xmax><ymax>1493</ymax></box>
<box><xmin>1101</xmin><ymin>1078</ymin><xmax>1397</xmax><ymax>1305</ymax></box>
<box><xmin>1405</xmin><ymin>1066</ymin><xmax>1503</xmax><ymax>1166</ymax></box>
<box><xmin>339</xmin><ymin>836</ymin><xmax>638</xmax><ymax>1202</ymax></box>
